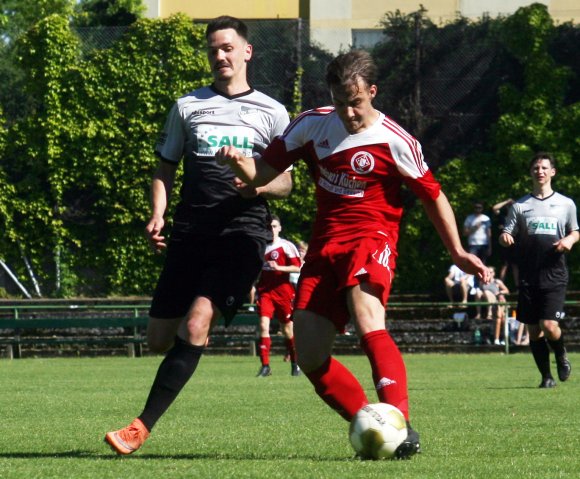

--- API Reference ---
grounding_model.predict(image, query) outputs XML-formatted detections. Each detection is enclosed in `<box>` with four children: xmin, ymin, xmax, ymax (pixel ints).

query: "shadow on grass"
<box><xmin>0</xmin><ymin>450</ymin><xmax>352</xmax><ymax>462</ymax></box>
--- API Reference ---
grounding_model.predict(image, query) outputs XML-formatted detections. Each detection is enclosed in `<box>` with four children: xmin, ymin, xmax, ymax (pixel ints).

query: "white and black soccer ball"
<box><xmin>349</xmin><ymin>403</ymin><xmax>407</xmax><ymax>460</ymax></box>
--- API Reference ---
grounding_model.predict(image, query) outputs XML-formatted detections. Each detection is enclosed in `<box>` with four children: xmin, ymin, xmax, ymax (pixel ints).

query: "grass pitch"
<box><xmin>0</xmin><ymin>353</ymin><xmax>578</xmax><ymax>478</ymax></box>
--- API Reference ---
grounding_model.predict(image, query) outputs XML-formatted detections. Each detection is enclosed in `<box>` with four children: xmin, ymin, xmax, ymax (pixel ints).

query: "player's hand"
<box><xmin>215</xmin><ymin>145</ymin><xmax>242</xmax><ymax>166</ymax></box>
<box><xmin>266</xmin><ymin>260</ymin><xmax>280</xmax><ymax>271</ymax></box>
<box><xmin>453</xmin><ymin>252</ymin><xmax>491</xmax><ymax>284</ymax></box>
<box><xmin>554</xmin><ymin>237</ymin><xmax>574</xmax><ymax>253</ymax></box>
<box><xmin>234</xmin><ymin>177</ymin><xmax>258</xmax><ymax>198</ymax></box>
<box><xmin>145</xmin><ymin>216</ymin><xmax>166</xmax><ymax>254</ymax></box>
<box><xmin>499</xmin><ymin>232</ymin><xmax>514</xmax><ymax>247</ymax></box>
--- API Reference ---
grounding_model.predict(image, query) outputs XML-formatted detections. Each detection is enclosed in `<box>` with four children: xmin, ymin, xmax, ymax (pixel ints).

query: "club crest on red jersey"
<box><xmin>351</xmin><ymin>151</ymin><xmax>375</xmax><ymax>175</ymax></box>
<box><xmin>270</xmin><ymin>251</ymin><xmax>280</xmax><ymax>260</ymax></box>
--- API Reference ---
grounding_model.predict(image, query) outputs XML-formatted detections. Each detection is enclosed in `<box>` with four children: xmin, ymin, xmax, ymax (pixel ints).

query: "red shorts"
<box><xmin>295</xmin><ymin>233</ymin><xmax>397</xmax><ymax>329</ymax></box>
<box><xmin>257</xmin><ymin>285</ymin><xmax>295</xmax><ymax>323</ymax></box>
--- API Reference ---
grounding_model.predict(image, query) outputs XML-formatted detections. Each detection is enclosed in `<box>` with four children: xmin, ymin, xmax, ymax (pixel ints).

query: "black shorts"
<box><xmin>516</xmin><ymin>282</ymin><xmax>567</xmax><ymax>325</ymax></box>
<box><xmin>149</xmin><ymin>231</ymin><xmax>265</xmax><ymax>325</ymax></box>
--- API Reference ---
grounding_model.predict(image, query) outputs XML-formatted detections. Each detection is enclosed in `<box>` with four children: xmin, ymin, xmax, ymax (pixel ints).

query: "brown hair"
<box><xmin>325</xmin><ymin>50</ymin><xmax>377</xmax><ymax>91</ymax></box>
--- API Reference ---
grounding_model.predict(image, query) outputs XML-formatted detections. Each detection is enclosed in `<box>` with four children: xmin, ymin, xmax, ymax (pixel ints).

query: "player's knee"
<box><xmin>540</xmin><ymin>320</ymin><xmax>560</xmax><ymax>339</ymax></box>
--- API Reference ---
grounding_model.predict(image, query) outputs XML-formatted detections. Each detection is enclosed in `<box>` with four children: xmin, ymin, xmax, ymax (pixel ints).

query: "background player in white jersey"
<box><xmin>105</xmin><ymin>16</ymin><xmax>291</xmax><ymax>455</ymax></box>
<box><xmin>500</xmin><ymin>152</ymin><xmax>578</xmax><ymax>388</ymax></box>
<box><xmin>217</xmin><ymin>50</ymin><xmax>490</xmax><ymax>459</ymax></box>
<box><xmin>255</xmin><ymin>214</ymin><xmax>302</xmax><ymax>377</ymax></box>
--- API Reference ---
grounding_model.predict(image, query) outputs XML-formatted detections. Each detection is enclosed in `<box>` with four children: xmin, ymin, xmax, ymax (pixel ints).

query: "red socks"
<box><xmin>360</xmin><ymin>329</ymin><xmax>409</xmax><ymax>420</ymax></box>
<box><xmin>258</xmin><ymin>337</ymin><xmax>271</xmax><ymax>366</ymax></box>
<box><xmin>304</xmin><ymin>357</ymin><xmax>369</xmax><ymax>421</ymax></box>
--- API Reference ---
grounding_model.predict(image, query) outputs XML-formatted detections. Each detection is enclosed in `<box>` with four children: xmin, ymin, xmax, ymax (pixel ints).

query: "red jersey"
<box><xmin>257</xmin><ymin>237</ymin><xmax>301</xmax><ymax>293</ymax></box>
<box><xmin>262</xmin><ymin>108</ymin><xmax>441</xmax><ymax>250</ymax></box>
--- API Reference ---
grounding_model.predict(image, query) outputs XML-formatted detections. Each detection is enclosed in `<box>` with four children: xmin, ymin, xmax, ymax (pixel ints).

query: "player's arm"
<box><xmin>145</xmin><ymin>159</ymin><xmax>178</xmax><ymax>253</ymax></box>
<box><xmin>256</xmin><ymin>171</ymin><xmax>292</xmax><ymax>199</ymax></box>
<box><xmin>233</xmin><ymin>170</ymin><xmax>292</xmax><ymax>199</ymax></box>
<box><xmin>499</xmin><ymin>204</ymin><xmax>518</xmax><ymax>247</ymax></box>
<box><xmin>216</xmin><ymin>145</ymin><xmax>282</xmax><ymax>187</ymax></box>
<box><xmin>492</xmin><ymin>198</ymin><xmax>513</xmax><ymax>215</ymax></box>
<box><xmin>421</xmin><ymin>191</ymin><xmax>491</xmax><ymax>283</ymax></box>
<box><xmin>268</xmin><ymin>262</ymin><xmax>301</xmax><ymax>273</ymax></box>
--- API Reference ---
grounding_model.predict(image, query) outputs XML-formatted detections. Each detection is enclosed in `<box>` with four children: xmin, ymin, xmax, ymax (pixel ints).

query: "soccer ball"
<box><xmin>349</xmin><ymin>403</ymin><xmax>407</xmax><ymax>460</ymax></box>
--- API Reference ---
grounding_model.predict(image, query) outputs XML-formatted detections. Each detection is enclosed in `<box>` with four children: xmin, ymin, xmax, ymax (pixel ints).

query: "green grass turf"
<box><xmin>0</xmin><ymin>353</ymin><xmax>578</xmax><ymax>478</ymax></box>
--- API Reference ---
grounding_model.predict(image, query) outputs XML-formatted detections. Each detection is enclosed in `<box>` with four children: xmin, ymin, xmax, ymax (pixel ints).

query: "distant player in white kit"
<box><xmin>500</xmin><ymin>152</ymin><xmax>578</xmax><ymax>388</ymax></box>
<box><xmin>255</xmin><ymin>215</ymin><xmax>302</xmax><ymax>377</ymax></box>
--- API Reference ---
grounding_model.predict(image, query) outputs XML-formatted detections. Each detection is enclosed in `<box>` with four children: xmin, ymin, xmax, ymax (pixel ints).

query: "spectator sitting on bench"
<box><xmin>444</xmin><ymin>264</ymin><xmax>470</xmax><ymax>306</ymax></box>
<box><xmin>474</xmin><ymin>266</ymin><xmax>509</xmax><ymax>325</ymax></box>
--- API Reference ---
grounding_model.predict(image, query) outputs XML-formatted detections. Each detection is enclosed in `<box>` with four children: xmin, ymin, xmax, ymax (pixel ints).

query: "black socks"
<box><xmin>139</xmin><ymin>336</ymin><xmax>204</xmax><ymax>431</ymax></box>
<box><xmin>529</xmin><ymin>338</ymin><xmax>552</xmax><ymax>379</ymax></box>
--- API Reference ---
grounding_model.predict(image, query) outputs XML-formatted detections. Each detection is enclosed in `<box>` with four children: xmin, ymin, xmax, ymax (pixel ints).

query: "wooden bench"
<box><xmin>0</xmin><ymin>309</ymin><xmax>271</xmax><ymax>359</ymax></box>
<box><xmin>0</xmin><ymin>315</ymin><xmax>150</xmax><ymax>359</ymax></box>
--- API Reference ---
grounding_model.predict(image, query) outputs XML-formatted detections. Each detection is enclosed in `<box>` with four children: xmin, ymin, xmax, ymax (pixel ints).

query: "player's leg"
<box><xmin>541</xmin><ymin>287</ymin><xmax>570</xmax><ymax>381</ymax></box>
<box><xmin>293</xmin><ymin>243</ymin><xmax>369</xmax><ymax>421</ymax></box>
<box><xmin>105</xmin><ymin>233</ymin><xmax>204</xmax><ymax>454</ymax></box>
<box><xmin>518</xmin><ymin>285</ymin><xmax>556</xmax><ymax>387</ymax></box>
<box><xmin>276</xmin><ymin>296</ymin><xmax>300</xmax><ymax>375</ymax></box>
<box><xmin>294</xmin><ymin>309</ymin><xmax>368</xmax><ymax>421</ymax></box>
<box><xmin>105</xmin><ymin>235</ymin><xmax>265</xmax><ymax>454</ymax></box>
<box><xmin>349</xmin><ymin>283</ymin><xmax>410</xmax><ymax>420</ymax></box>
<box><xmin>257</xmin><ymin>313</ymin><xmax>272</xmax><ymax>376</ymax></box>
<box><xmin>105</xmin><ymin>299</ymin><xmax>217</xmax><ymax>455</ymax></box>
<box><xmin>280</xmin><ymin>319</ymin><xmax>300</xmax><ymax>375</ymax></box>
<box><xmin>147</xmin><ymin>317</ymin><xmax>183</xmax><ymax>353</ymax></box>
<box><xmin>541</xmin><ymin>318</ymin><xmax>571</xmax><ymax>382</ymax></box>
<box><xmin>349</xmin><ymin>284</ymin><xmax>421</xmax><ymax>459</ymax></box>
<box><xmin>527</xmin><ymin>324</ymin><xmax>556</xmax><ymax>387</ymax></box>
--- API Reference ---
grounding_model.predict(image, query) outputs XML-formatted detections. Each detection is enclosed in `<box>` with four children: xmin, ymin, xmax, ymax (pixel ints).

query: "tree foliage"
<box><xmin>0</xmin><ymin>4</ymin><xmax>578</xmax><ymax>297</ymax></box>
<box><xmin>73</xmin><ymin>0</ymin><xmax>145</xmax><ymax>27</ymax></box>
<box><xmin>391</xmin><ymin>4</ymin><xmax>580</xmax><ymax>294</ymax></box>
<box><xmin>1</xmin><ymin>14</ymin><xmax>210</xmax><ymax>296</ymax></box>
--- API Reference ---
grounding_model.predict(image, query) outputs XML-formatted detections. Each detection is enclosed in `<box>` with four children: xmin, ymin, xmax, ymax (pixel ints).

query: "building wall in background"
<box><xmin>143</xmin><ymin>0</ymin><xmax>578</xmax><ymax>53</ymax></box>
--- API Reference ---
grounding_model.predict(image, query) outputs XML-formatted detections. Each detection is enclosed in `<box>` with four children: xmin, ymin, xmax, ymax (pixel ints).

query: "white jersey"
<box><xmin>155</xmin><ymin>86</ymin><xmax>289</xmax><ymax>239</ymax></box>
<box><xmin>503</xmin><ymin>191</ymin><xmax>579</xmax><ymax>287</ymax></box>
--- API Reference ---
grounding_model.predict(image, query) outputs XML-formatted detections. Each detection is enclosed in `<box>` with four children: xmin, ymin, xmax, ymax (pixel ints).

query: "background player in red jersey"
<box><xmin>217</xmin><ymin>50</ymin><xmax>490</xmax><ymax>459</ymax></box>
<box><xmin>255</xmin><ymin>215</ymin><xmax>302</xmax><ymax>377</ymax></box>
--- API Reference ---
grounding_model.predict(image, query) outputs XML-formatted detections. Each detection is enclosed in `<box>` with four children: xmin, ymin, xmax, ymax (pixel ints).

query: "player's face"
<box><xmin>206</xmin><ymin>28</ymin><xmax>252</xmax><ymax>83</ymax></box>
<box><xmin>330</xmin><ymin>78</ymin><xmax>377</xmax><ymax>134</ymax></box>
<box><xmin>271</xmin><ymin>220</ymin><xmax>281</xmax><ymax>235</ymax></box>
<box><xmin>530</xmin><ymin>159</ymin><xmax>555</xmax><ymax>187</ymax></box>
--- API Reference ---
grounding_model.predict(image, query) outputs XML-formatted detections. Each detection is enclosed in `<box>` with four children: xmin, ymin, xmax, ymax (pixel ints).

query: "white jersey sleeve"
<box><xmin>156</xmin><ymin>103</ymin><xmax>185</xmax><ymax>163</ymax></box>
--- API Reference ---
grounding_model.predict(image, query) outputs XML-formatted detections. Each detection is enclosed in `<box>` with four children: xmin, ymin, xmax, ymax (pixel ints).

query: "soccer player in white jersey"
<box><xmin>217</xmin><ymin>50</ymin><xmax>490</xmax><ymax>459</ymax></box>
<box><xmin>104</xmin><ymin>16</ymin><xmax>291</xmax><ymax>455</ymax></box>
<box><xmin>500</xmin><ymin>152</ymin><xmax>578</xmax><ymax>388</ymax></box>
<box><xmin>255</xmin><ymin>214</ymin><xmax>302</xmax><ymax>377</ymax></box>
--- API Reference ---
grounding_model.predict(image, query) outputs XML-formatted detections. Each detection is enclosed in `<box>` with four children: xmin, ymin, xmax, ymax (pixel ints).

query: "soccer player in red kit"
<box><xmin>255</xmin><ymin>214</ymin><xmax>302</xmax><ymax>377</ymax></box>
<box><xmin>217</xmin><ymin>50</ymin><xmax>490</xmax><ymax>459</ymax></box>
